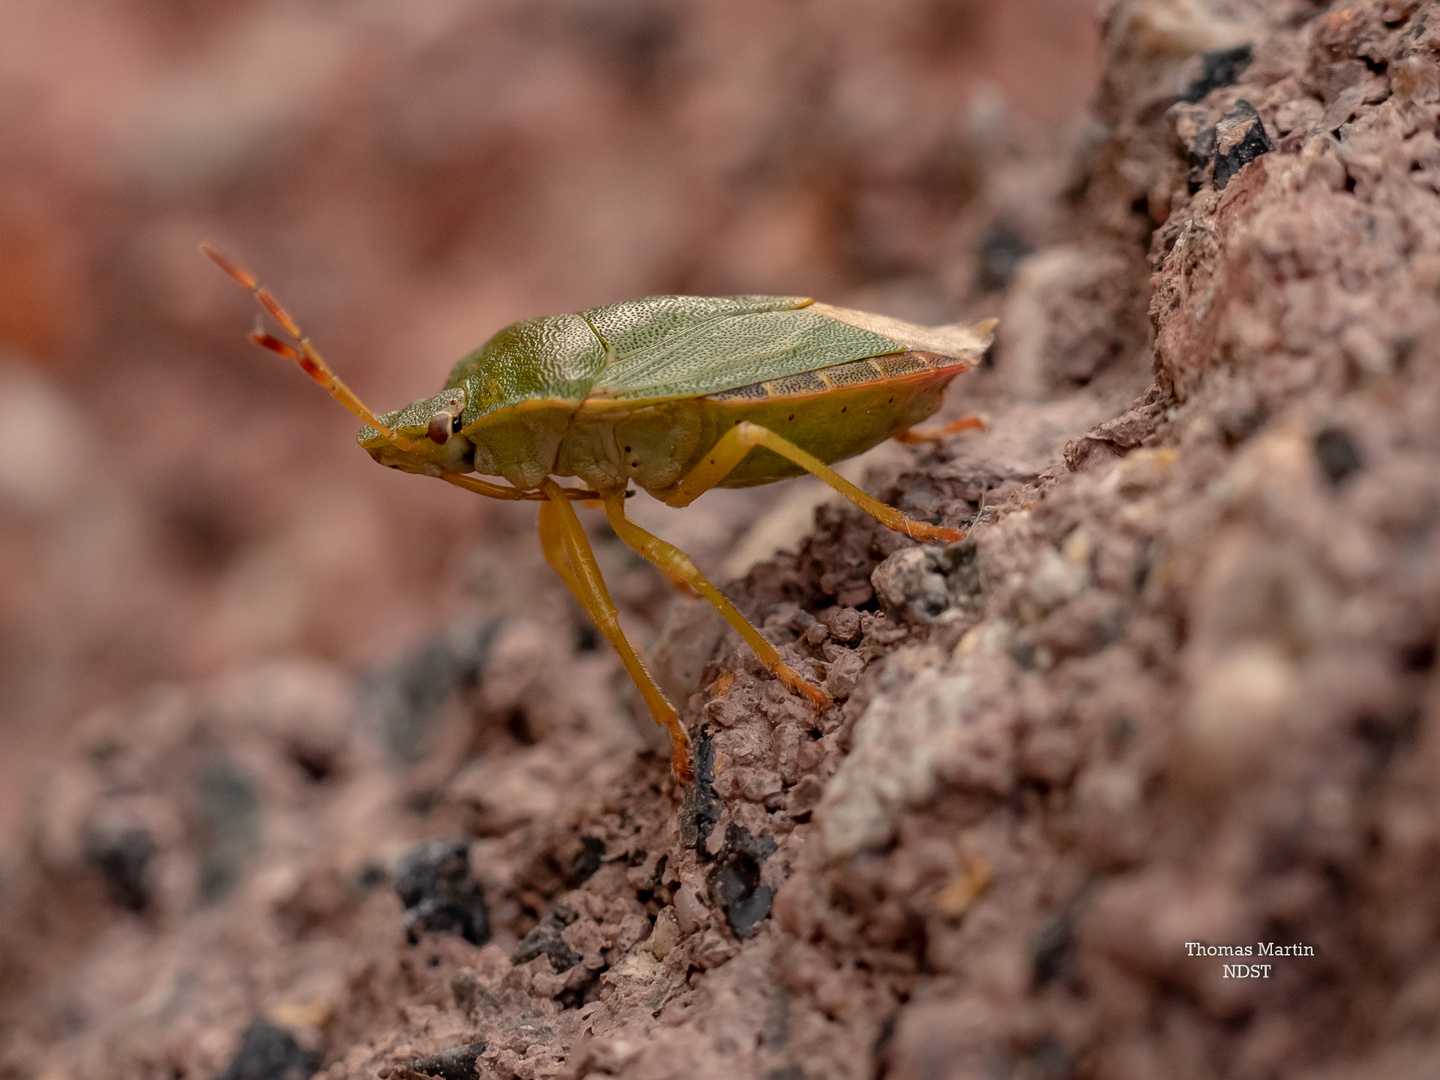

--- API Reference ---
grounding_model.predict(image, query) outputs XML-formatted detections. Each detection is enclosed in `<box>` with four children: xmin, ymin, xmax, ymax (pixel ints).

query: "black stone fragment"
<box><xmin>1032</xmin><ymin>872</ymin><xmax>1096</xmax><ymax>985</ymax></box>
<box><xmin>1213</xmin><ymin>99</ymin><xmax>1273</xmax><ymax>190</ymax></box>
<box><xmin>1402</xmin><ymin>637</ymin><xmax>1436</xmax><ymax>673</ymax></box>
<box><xmin>409</xmin><ymin>1042</ymin><xmax>487</xmax><ymax>1080</ymax></box>
<box><xmin>680</xmin><ymin>732</ymin><xmax>722</xmax><ymax>856</ymax></box>
<box><xmin>635</xmin><ymin>852</ymin><xmax>666</xmax><ymax>903</ymax></box>
<box><xmin>1216</xmin><ymin>385</ymin><xmax>1265</xmax><ymax>446</ymax></box>
<box><xmin>450</xmin><ymin>970</ymin><xmax>500</xmax><ymax>1014</ymax></box>
<box><xmin>1009</xmin><ymin>640</ymin><xmax>1038</xmax><ymax>670</ymax></box>
<box><xmin>1357</xmin><ymin>707</ymin><xmax>1422</xmax><ymax>774</ymax></box>
<box><xmin>707</xmin><ymin>825</ymin><xmax>778</xmax><ymax>939</ymax></box>
<box><xmin>512</xmin><ymin>904</ymin><xmax>582</xmax><ymax>973</ymax></box>
<box><xmin>762</xmin><ymin>988</ymin><xmax>791</xmax><ymax>1048</ymax></box>
<box><xmin>393</xmin><ymin>839</ymin><xmax>491</xmax><ymax>946</ymax></box>
<box><xmin>213</xmin><ymin>1019</ymin><xmax>317</xmax><ymax>1080</ymax></box>
<box><xmin>572</xmin><ymin>2</ymin><xmax>680</xmax><ymax>91</ymax></box>
<box><xmin>564</xmin><ymin>836</ymin><xmax>606</xmax><ymax>887</ymax></box>
<box><xmin>1314</xmin><ymin>426</ymin><xmax>1364</xmax><ymax>485</ymax></box>
<box><xmin>85</xmin><ymin>824</ymin><xmax>156</xmax><ymax>912</ymax></box>
<box><xmin>1032</xmin><ymin>914</ymin><xmax>1075</xmax><ymax>985</ymax></box>
<box><xmin>1178</xmin><ymin>43</ymin><xmax>1253</xmax><ymax>103</ymax></box>
<box><xmin>976</xmin><ymin>223</ymin><xmax>1033</xmax><ymax>291</ymax></box>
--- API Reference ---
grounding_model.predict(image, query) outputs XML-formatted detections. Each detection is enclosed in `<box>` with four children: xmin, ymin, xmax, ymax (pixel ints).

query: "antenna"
<box><xmin>201</xmin><ymin>243</ymin><xmax>416</xmax><ymax>452</ymax></box>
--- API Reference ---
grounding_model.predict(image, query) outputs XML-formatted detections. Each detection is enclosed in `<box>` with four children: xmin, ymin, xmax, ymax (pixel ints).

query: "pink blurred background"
<box><xmin>0</xmin><ymin>0</ymin><xmax>1101</xmax><ymax>840</ymax></box>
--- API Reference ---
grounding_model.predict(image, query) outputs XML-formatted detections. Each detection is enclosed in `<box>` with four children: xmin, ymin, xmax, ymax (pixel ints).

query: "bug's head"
<box><xmin>359</xmin><ymin>386</ymin><xmax>475</xmax><ymax>476</ymax></box>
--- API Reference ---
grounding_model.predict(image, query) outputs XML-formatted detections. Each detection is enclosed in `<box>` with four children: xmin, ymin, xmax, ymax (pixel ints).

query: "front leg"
<box><xmin>536</xmin><ymin>479</ymin><xmax>691</xmax><ymax>779</ymax></box>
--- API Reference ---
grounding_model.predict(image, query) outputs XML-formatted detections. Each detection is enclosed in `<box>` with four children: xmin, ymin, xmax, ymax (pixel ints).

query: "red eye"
<box><xmin>427</xmin><ymin>413</ymin><xmax>452</xmax><ymax>444</ymax></box>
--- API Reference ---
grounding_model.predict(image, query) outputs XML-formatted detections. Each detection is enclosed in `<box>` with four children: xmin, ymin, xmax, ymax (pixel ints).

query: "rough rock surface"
<box><xmin>6</xmin><ymin>2</ymin><xmax>1440</xmax><ymax>1079</ymax></box>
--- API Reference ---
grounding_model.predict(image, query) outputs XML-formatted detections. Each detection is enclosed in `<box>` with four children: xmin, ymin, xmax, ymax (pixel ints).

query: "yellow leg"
<box><xmin>601</xmin><ymin>493</ymin><xmax>829</xmax><ymax>710</ymax></box>
<box><xmin>658</xmin><ymin>421</ymin><xmax>964</xmax><ymax>543</ymax></box>
<box><xmin>536</xmin><ymin>479</ymin><xmax>691</xmax><ymax>779</ymax></box>
<box><xmin>894</xmin><ymin>412</ymin><xmax>988</xmax><ymax>445</ymax></box>
<box><xmin>536</xmin><ymin>498</ymin><xmax>585</xmax><ymax>599</ymax></box>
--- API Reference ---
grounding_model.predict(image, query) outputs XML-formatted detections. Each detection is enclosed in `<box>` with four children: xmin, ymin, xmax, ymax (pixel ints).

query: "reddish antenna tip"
<box><xmin>200</xmin><ymin>242</ymin><xmax>257</xmax><ymax>290</ymax></box>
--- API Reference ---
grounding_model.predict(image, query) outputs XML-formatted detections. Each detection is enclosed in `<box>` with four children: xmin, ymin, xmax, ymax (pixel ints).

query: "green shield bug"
<box><xmin>203</xmin><ymin>245</ymin><xmax>994</xmax><ymax>780</ymax></box>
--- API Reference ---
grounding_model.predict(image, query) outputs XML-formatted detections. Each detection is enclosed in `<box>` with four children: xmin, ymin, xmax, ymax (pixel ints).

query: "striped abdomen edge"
<box><xmin>703</xmin><ymin>350</ymin><xmax>966</xmax><ymax>403</ymax></box>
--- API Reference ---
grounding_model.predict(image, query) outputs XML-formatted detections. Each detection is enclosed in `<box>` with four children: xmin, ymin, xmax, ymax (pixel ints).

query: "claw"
<box><xmin>777</xmin><ymin>664</ymin><xmax>831</xmax><ymax>710</ymax></box>
<box><xmin>671</xmin><ymin>743</ymin><xmax>694</xmax><ymax>782</ymax></box>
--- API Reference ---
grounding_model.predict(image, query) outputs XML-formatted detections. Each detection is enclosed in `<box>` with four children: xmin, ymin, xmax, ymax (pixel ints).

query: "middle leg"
<box><xmin>601</xmin><ymin>492</ymin><xmax>829</xmax><ymax>709</ymax></box>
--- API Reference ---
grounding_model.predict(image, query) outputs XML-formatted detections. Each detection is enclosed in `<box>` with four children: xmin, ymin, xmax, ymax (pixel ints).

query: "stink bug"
<box><xmin>203</xmin><ymin>245</ymin><xmax>994</xmax><ymax>779</ymax></box>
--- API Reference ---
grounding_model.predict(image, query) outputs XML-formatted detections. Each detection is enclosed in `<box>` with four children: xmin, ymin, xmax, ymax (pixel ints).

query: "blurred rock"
<box><xmin>871</xmin><ymin>539</ymin><xmax>986</xmax><ymax>624</ymax></box>
<box><xmin>975</xmin><ymin>222</ymin><xmax>1034</xmax><ymax>291</ymax></box>
<box><xmin>364</xmin><ymin>621</ymin><xmax>497</xmax><ymax>761</ymax></box>
<box><xmin>1176</xmin><ymin>644</ymin><xmax>1298</xmax><ymax>792</ymax></box>
<box><xmin>0</xmin><ymin>362</ymin><xmax>80</xmax><ymax>515</ymax></box>
<box><xmin>196</xmin><ymin>754</ymin><xmax>260</xmax><ymax>902</ymax></box>
<box><xmin>998</xmin><ymin>246</ymin><xmax>1134</xmax><ymax>399</ymax></box>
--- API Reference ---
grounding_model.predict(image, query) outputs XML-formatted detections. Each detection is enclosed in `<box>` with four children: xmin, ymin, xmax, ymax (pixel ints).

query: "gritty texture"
<box><xmin>6</xmin><ymin>2</ymin><xmax>1440</xmax><ymax>1080</ymax></box>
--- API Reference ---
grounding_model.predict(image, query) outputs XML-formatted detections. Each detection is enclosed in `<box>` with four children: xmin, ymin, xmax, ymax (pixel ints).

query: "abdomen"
<box><xmin>689</xmin><ymin>350</ymin><xmax>967</xmax><ymax>488</ymax></box>
<box><xmin>554</xmin><ymin>349</ymin><xmax>967</xmax><ymax>494</ymax></box>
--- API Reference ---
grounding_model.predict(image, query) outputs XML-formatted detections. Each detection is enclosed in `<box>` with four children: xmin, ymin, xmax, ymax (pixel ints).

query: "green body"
<box><xmin>361</xmin><ymin>295</ymin><xmax>979</xmax><ymax>499</ymax></box>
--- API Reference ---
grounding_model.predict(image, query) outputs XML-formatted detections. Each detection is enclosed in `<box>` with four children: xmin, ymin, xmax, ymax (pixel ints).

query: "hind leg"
<box><xmin>894</xmin><ymin>413</ymin><xmax>988</xmax><ymax>444</ymax></box>
<box><xmin>657</xmin><ymin>421</ymin><xmax>964</xmax><ymax>543</ymax></box>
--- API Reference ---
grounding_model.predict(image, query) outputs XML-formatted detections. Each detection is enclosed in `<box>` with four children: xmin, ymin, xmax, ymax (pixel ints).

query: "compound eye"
<box><xmin>427</xmin><ymin>412</ymin><xmax>452</xmax><ymax>444</ymax></box>
<box><xmin>426</xmin><ymin>388</ymin><xmax>468</xmax><ymax>445</ymax></box>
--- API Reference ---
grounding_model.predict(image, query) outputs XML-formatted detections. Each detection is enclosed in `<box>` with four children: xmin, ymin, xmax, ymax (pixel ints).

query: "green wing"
<box><xmin>442</xmin><ymin>296</ymin><xmax>909</xmax><ymax>420</ymax></box>
<box><xmin>584</xmin><ymin>295</ymin><xmax>906</xmax><ymax>401</ymax></box>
